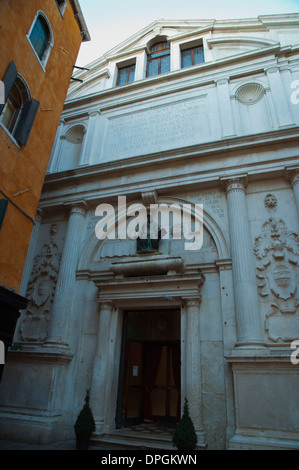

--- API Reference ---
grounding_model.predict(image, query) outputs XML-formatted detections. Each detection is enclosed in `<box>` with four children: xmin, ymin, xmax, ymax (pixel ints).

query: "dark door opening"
<box><xmin>116</xmin><ymin>310</ymin><xmax>180</xmax><ymax>428</ymax></box>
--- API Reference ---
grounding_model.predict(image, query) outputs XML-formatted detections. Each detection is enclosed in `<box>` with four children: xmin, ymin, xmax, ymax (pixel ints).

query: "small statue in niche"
<box><xmin>137</xmin><ymin>213</ymin><xmax>163</xmax><ymax>254</ymax></box>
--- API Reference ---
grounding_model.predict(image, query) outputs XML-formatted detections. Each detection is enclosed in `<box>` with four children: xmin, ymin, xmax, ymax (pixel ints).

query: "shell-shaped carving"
<box><xmin>236</xmin><ymin>83</ymin><xmax>265</xmax><ymax>105</ymax></box>
<box><xmin>65</xmin><ymin>125</ymin><xmax>85</xmax><ymax>144</ymax></box>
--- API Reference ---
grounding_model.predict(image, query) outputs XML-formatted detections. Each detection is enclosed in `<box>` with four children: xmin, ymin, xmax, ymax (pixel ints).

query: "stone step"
<box><xmin>91</xmin><ymin>428</ymin><xmax>176</xmax><ymax>450</ymax></box>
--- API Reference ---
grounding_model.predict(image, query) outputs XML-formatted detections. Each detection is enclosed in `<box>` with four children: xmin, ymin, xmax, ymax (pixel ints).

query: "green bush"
<box><xmin>74</xmin><ymin>389</ymin><xmax>96</xmax><ymax>437</ymax></box>
<box><xmin>172</xmin><ymin>398</ymin><xmax>197</xmax><ymax>450</ymax></box>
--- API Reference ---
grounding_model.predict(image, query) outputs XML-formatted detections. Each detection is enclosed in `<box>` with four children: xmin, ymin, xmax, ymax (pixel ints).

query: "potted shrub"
<box><xmin>172</xmin><ymin>398</ymin><xmax>198</xmax><ymax>451</ymax></box>
<box><xmin>74</xmin><ymin>389</ymin><xmax>96</xmax><ymax>450</ymax></box>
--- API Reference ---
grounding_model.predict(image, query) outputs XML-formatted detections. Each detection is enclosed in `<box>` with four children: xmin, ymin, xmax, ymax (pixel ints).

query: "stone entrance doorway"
<box><xmin>90</xmin><ymin>258</ymin><xmax>207</xmax><ymax>447</ymax></box>
<box><xmin>116</xmin><ymin>309</ymin><xmax>180</xmax><ymax>428</ymax></box>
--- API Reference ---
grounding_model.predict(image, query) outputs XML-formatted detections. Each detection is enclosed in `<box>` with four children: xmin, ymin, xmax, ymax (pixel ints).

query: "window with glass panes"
<box><xmin>117</xmin><ymin>64</ymin><xmax>135</xmax><ymax>86</ymax></box>
<box><xmin>146</xmin><ymin>42</ymin><xmax>170</xmax><ymax>77</ymax></box>
<box><xmin>0</xmin><ymin>61</ymin><xmax>39</xmax><ymax>146</ymax></box>
<box><xmin>181</xmin><ymin>45</ymin><xmax>204</xmax><ymax>68</ymax></box>
<box><xmin>29</xmin><ymin>15</ymin><xmax>50</xmax><ymax>62</ymax></box>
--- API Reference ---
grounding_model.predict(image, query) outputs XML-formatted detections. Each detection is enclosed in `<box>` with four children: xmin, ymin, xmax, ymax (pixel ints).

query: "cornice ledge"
<box><xmin>207</xmin><ymin>36</ymin><xmax>279</xmax><ymax>49</ymax></box>
<box><xmin>6</xmin><ymin>348</ymin><xmax>73</xmax><ymax>364</ymax></box>
<box><xmin>225</xmin><ymin>354</ymin><xmax>296</xmax><ymax>364</ymax></box>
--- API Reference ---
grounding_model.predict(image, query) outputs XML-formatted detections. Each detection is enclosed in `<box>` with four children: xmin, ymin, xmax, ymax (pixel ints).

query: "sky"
<box><xmin>76</xmin><ymin>0</ymin><xmax>299</xmax><ymax>67</ymax></box>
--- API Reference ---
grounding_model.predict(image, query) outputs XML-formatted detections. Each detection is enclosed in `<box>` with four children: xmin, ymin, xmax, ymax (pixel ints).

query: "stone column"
<box><xmin>221</xmin><ymin>176</ymin><xmax>265</xmax><ymax>352</ymax></box>
<box><xmin>184</xmin><ymin>298</ymin><xmax>207</xmax><ymax>447</ymax></box>
<box><xmin>44</xmin><ymin>201</ymin><xmax>87</xmax><ymax>349</ymax></box>
<box><xmin>90</xmin><ymin>301</ymin><xmax>114</xmax><ymax>435</ymax></box>
<box><xmin>285</xmin><ymin>167</ymin><xmax>299</xmax><ymax>220</ymax></box>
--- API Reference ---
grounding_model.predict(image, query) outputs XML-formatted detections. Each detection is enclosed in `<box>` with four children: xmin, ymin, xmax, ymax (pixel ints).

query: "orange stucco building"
<box><xmin>0</xmin><ymin>1</ymin><xmax>89</xmax><ymax>291</ymax></box>
<box><xmin>0</xmin><ymin>0</ymin><xmax>89</xmax><ymax>376</ymax></box>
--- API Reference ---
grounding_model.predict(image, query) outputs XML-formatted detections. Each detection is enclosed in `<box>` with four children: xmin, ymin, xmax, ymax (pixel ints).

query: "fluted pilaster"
<box><xmin>44</xmin><ymin>201</ymin><xmax>87</xmax><ymax>347</ymax></box>
<box><xmin>184</xmin><ymin>298</ymin><xmax>207</xmax><ymax>447</ymax></box>
<box><xmin>221</xmin><ymin>176</ymin><xmax>265</xmax><ymax>351</ymax></box>
<box><xmin>285</xmin><ymin>167</ymin><xmax>299</xmax><ymax>221</ymax></box>
<box><xmin>90</xmin><ymin>301</ymin><xmax>114</xmax><ymax>434</ymax></box>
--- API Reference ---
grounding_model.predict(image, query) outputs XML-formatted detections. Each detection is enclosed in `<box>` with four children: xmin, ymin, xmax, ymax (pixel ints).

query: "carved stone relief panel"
<box><xmin>20</xmin><ymin>224</ymin><xmax>61</xmax><ymax>342</ymax></box>
<box><xmin>254</xmin><ymin>195</ymin><xmax>299</xmax><ymax>342</ymax></box>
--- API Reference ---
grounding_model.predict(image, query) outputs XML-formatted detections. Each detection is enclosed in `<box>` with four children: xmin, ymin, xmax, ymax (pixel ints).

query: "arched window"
<box><xmin>1</xmin><ymin>78</ymin><xmax>25</xmax><ymax>134</ymax></box>
<box><xmin>146</xmin><ymin>41</ymin><xmax>170</xmax><ymax>78</ymax></box>
<box><xmin>28</xmin><ymin>12</ymin><xmax>53</xmax><ymax>67</ymax></box>
<box><xmin>0</xmin><ymin>61</ymin><xmax>39</xmax><ymax>146</ymax></box>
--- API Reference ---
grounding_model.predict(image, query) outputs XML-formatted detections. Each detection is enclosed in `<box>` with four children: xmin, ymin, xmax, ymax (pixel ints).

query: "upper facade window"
<box><xmin>28</xmin><ymin>12</ymin><xmax>53</xmax><ymax>68</ymax></box>
<box><xmin>55</xmin><ymin>0</ymin><xmax>67</xmax><ymax>16</ymax></box>
<box><xmin>146</xmin><ymin>41</ymin><xmax>170</xmax><ymax>77</ymax></box>
<box><xmin>112</xmin><ymin>38</ymin><xmax>205</xmax><ymax>87</ymax></box>
<box><xmin>0</xmin><ymin>61</ymin><xmax>39</xmax><ymax>146</ymax></box>
<box><xmin>181</xmin><ymin>45</ymin><xmax>204</xmax><ymax>68</ymax></box>
<box><xmin>117</xmin><ymin>64</ymin><xmax>135</xmax><ymax>86</ymax></box>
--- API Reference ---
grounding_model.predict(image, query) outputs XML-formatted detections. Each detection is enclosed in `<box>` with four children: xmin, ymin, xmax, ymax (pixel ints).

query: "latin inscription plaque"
<box><xmin>103</xmin><ymin>95</ymin><xmax>209</xmax><ymax>159</ymax></box>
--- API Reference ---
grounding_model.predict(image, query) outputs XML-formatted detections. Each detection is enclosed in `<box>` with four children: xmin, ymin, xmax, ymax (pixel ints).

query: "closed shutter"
<box><xmin>14</xmin><ymin>98</ymin><xmax>39</xmax><ymax>146</ymax></box>
<box><xmin>0</xmin><ymin>61</ymin><xmax>18</xmax><ymax>115</ymax></box>
<box><xmin>0</xmin><ymin>199</ymin><xmax>8</xmax><ymax>230</ymax></box>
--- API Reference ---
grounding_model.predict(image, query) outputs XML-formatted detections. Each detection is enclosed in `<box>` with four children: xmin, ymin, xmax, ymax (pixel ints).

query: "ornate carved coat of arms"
<box><xmin>20</xmin><ymin>225</ymin><xmax>61</xmax><ymax>342</ymax></box>
<box><xmin>254</xmin><ymin>195</ymin><xmax>299</xmax><ymax>342</ymax></box>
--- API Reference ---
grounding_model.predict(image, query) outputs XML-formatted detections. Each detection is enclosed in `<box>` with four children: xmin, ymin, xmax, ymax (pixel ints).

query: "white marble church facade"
<box><xmin>1</xmin><ymin>14</ymin><xmax>299</xmax><ymax>449</ymax></box>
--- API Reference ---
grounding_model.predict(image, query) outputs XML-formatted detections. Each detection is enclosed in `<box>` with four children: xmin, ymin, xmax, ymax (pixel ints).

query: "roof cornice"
<box><xmin>69</xmin><ymin>0</ymin><xmax>91</xmax><ymax>42</ymax></box>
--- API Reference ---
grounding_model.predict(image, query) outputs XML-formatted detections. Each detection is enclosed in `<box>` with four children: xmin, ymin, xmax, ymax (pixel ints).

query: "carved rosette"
<box><xmin>20</xmin><ymin>228</ymin><xmax>61</xmax><ymax>342</ymax></box>
<box><xmin>254</xmin><ymin>195</ymin><xmax>299</xmax><ymax>342</ymax></box>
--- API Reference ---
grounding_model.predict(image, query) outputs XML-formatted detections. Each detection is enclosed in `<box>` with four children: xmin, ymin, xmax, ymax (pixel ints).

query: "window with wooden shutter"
<box><xmin>0</xmin><ymin>61</ymin><xmax>18</xmax><ymax>115</ymax></box>
<box><xmin>0</xmin><ymin>62</ymin><xmax>39</xmax><ymax>146</ymax></box>
<box><xmin>0</xmin><ymin>200</ymin><xmax>8</xmax><ymax>231</ymax></box>
<box><xmin>14</xmin><ymin>98</ymin><xmax>39</xmax><ymax>147</ymax></box>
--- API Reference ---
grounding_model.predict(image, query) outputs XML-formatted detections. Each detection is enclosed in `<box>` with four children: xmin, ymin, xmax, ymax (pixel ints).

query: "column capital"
<box><xmin>98</xmin><ymin>300</ymin><xmax>114</xmax><ymax>310</ymax></box>
<box><xmin>141</xmin><ymin>190</ymin><xmax>158</xmax><ymax>207</ymax></box>
<box><xmin>183</xmin><ymin>297</ymin><xmax>202</xmax><ymax>308</ymax></box>
<box><xmin>89</xmin><ymin>109</ymin><xmax>101</xmax><ymax>118</ymax></box>
<box><xmin>220</xmin><ymin>175</ymin><xmax>248</xmax><ymax>194</ymax></box>
<box><xmin>265</xmin><ymin>66</ymin><xmax>279</xmax><ymax>74</ymax></box>
<box><xmin>34</xmin><ymin>208</ymin><xmax>43</xmax><ymax>224</ymax></box>
<box><xmin>215</xmin><ymin>77</ymin><xmax>230</xmax><ymax>86</ymax></box>
<box><xmin>284</xmin><ymin>166</ymin><xmax>299</xmax><ymax>187</ymax></box>
<box><xmin>64</xmin><ymin>200</ymin><xmax>88</xmax><ymax>217</ymax></box>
